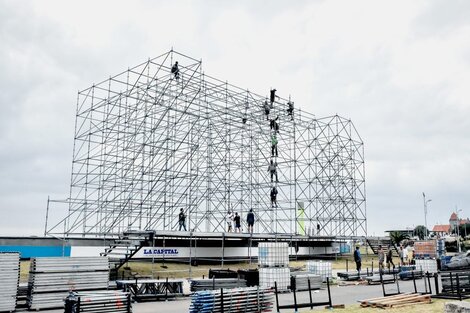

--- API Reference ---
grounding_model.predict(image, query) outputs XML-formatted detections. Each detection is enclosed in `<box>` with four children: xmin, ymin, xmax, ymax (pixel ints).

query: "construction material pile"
<box><xmin>360</xmin><ymin>293</ymin><xmax>431</xmax><ymax>309</ymax></box>
<box><xmin>190</xmin><ymin>278</ymin><xmax>247</xmax><ymax>292</ymax></box>
<box><xmin>237</xmin><ymin>269</ymin><xmax>259</xmax><ymax>287</ymax></box>
<box><xmin>290</xmin><ymin>272</ymin><xmax>322</xmax><ymax>291</ymax></box>
<box><xmin>209</xmin><ymin>269</ymin><xmax>238</xmax><ymax>279</ymax></box>
<box><xmin>441</xmin><ymin>271</ymin><xmax>470</xmax><ymax>292</ymax></box>
<box><xmin>415</xmin><ymin>259</ymin><xmax>438</xmax><ymax>273</ymax></box>
<box><xmin>28</xmin><ymin>257</ymin><xmax>109</xmax><ymax>310</ymax></box>
<box><xmin>189</xmin><ymin>287</ymin><xmax>274</xmax><ymax>313</ymax></box>
<box><xmin>0</xmin><ymin>252</ymin><xmax>20</xmax><ymax>312</ymax></box>
<box><xmin>258</xmin><ymin>242</ymin><xmax>290</xmax><ymax>291</ymax></box>
<box><xmin>414</xmin><ymin>241</ymin><xmax>436</xmax><ymax>259</ymax></box>
<box><xmin>399</xmin><ymin>269</ymin><xmax>424</xmax><ymax>280</ymax></box>
<box><xmin>365</xmin><ymin>274</ymin><xmax>395</xmax><ymax>284</ymax></box>
<box><xmin>306</xmin><ymin>261</ymin><xmax>332</xmax><ymax>282</ymax></box>
<box><xmin>64</xmin><ymin>291</ymin><xmax>131</xmax><ymax>313</ymax></box>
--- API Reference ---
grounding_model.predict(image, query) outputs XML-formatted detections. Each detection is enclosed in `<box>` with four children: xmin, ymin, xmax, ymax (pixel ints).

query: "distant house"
<box><xmin>450</xmin><ymin>212</ymin><xmax>459</xmax><ymax>233</ymax></box>
<box><xmin>432</xmin><ymin>224</ymin><xmax>450</xmax><ymax>236</ymax></box>
<box><xmin>433</xmin><ymin>212</ymin><xmax>469</xmax><ymax>235</ymax></box>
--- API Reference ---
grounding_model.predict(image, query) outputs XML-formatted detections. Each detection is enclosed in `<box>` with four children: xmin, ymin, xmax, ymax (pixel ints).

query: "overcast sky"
<box><xmin>1</xmin><ymin>0</ymin><xmax>469</xmax><ymax>237</ymax></box>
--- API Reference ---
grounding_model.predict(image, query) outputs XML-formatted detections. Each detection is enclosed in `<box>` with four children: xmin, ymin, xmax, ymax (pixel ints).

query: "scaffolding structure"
<box><xmin>46</xmin><ymin>50</ymin><xmax>366</xmax><ymax>238</ymax></box>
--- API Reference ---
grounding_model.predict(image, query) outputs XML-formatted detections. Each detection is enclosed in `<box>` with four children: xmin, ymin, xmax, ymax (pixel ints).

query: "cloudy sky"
<box><xmin>1</xmin><ymin>0</ymin><xmax>469</xmax><ymax>237</ymax></box>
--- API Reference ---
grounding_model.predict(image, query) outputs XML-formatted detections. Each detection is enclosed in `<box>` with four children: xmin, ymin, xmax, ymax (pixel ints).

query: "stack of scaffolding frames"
<box><xmin>65</xmin><ymin>291</ymin><xmax>131</xmax><ymax>313</ymax></box>
<box><xmin>45</xmin><ymin>49</ymin><xmax>367</xmax><ymax>238</ymax></box>
<box><xmin>28</xmin><ymin>257</ymin><xmax>109</xmax><ymax>310</ymax></box>
<box><xmin>0</xmin><ymin>252</ymin><xmax>20</xmax><ymax>313</ymax></box>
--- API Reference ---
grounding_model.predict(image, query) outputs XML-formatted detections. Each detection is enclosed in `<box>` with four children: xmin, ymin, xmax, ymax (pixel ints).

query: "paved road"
<box><xmin>29</xmin><ymin>278</ymin><xmax>433</xmax><ymax>313</ymax></box>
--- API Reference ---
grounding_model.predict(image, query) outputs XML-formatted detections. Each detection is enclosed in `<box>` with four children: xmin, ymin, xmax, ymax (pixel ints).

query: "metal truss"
<box><xmin>46</xmin><ymin>50</ymin><xmax>367</xmax><ymax>237</ymax></box>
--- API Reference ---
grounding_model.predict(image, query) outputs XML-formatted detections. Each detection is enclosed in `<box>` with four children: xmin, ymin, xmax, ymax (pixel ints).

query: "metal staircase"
<box><xmin>101</xmin><ymin>230</ymin><xmax>155</xmax><ymax>278</ymax></box>
<box><xmin>366</xmin><ymin>237</ymin><xmax>399</xmax><ymax>257</ymax></box>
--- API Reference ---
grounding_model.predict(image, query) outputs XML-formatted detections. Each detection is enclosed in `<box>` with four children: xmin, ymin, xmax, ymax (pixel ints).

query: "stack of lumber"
<box><xmin>360</xmin><ymin>293</ymin><xmax>431</xmax><ymax>308</ymax></box>
<box><xmin>189</xmin><ymin>287</ymin><xmax>273</xmax><ymax>313</ymax></box>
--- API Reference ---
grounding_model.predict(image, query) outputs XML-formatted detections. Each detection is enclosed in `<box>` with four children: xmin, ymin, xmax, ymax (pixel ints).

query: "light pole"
<box><xmin>457</xmin><ymin>207</ymin><xmax>462</xmax><ymax>253</ymax></box>
<box><xmin>422</xmin><ymin>192</ymin><xmax>432</xmax><ymax>239</ymax></box>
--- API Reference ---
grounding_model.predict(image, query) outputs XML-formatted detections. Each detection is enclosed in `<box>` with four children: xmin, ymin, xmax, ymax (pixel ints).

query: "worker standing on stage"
<box><xmin>234</xmin><ymin>212</ymin><xmax>241</xmax><ymax>233</ymax></box>
<box><xmin>271</xmin><ymin>134</ymin><xmax>278</xmax><ymax>157</ymax></box>
<box><xmin>268</xmin><ymin>160</ymin><xmax>278</xmax><ymax>183</ymax></box>
<box><xmin>270</xmin><ymin>186</ymin><xmax>278</xmax><ymax>207</ymax></box>
<box><xmin>270</xmin><ymin>88</ymin><xmax>277</xmax><ymax>107</ymax></box>
<box><xmin>247</xmin><ymin>209</ymin><xmax>255</xmax><ymax>234</ymax></box>
<box><xmin>226</xmin><ymin>211</ymin><xmax>234</xmax><ymax>232</ymax></box>
<box><xmin>178</xmin><ymin>208</ymin><xmax>186</xmax><ymax>231</ymax></box>
<box><xmin>264</xmin><ymin>100</ymin><xmax>270</xmax><ymax>120</ymax></box>
<box><xmin>171</xmin><ymin>61</ymin><xmax>180</xmax><ymax>80</ymax></box>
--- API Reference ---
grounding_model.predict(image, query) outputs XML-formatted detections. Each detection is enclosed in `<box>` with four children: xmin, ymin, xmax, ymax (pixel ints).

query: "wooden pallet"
<box><xmin>360</xmin><ymin>293</ymin><xmax>431</xmax><ymax>309</ymax></box>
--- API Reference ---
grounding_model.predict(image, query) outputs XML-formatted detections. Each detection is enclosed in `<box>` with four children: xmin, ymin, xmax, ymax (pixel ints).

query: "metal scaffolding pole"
<box><xmin>46</xmin><ymin>50</ymin><xmax>367</xmax><ymax>238</ymax></box>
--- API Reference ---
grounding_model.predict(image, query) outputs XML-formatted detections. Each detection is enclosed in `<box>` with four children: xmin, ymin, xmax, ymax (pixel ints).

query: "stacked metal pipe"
<box><xmin>189</xmin><ymin>287</ymin><xmax>274</xmax><ymax>313</ymax></box>
<box><xmin>28</xmin><ymin>257</ymin><xmax>109</xmax><ymax>310</ymax></box>
<box><xmin>0</xmin><ymin>252</ymin><xmax>20</xmax><ymax>312</ymax></box>
<box><xmin>64</xmin><ymin>291</ymin><xmax>131</xmax><ymax>313</ymax></box>
<box><xmin>190</xmin><ymin>278</ymin><xmax>247</xmax><ymax>292</ymax></box>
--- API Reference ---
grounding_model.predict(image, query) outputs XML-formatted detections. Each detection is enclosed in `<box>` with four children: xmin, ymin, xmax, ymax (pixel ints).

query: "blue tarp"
<box><xmin>0</xmin><ymin>246</ymin><xmax>71</xmax><ymax>258</ymax></box>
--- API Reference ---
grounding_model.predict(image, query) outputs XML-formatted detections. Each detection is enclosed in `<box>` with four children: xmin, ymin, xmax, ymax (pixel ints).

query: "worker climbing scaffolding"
<box><xmin>243</xmin><ymin>101</ymin><xmax>249</xmax><ymax>124</ymax></box>
<box><xmin>264</xmin><ymin>100</ymin><xmax>270</xmax><ymax>120</ymax></box>
<box><xmin>270</xmin><ymin>116</ymin><xmax>279</xmax><ymax>131</ymax></box>
<box><xmin>287</xmin><ymin>100</ymin><xmax>294</xmax><ymax>120</ymax></box>
<box><xmin>270</xmin><ymin>186</ymin><xmax>278</xmax><ymax>208</ymax></box>
<box><xmin>268</xmin><ymin>160</ymin><xmax>278</xmax><ymax>183</ymax></box>
<box><xmin>271</xmin><ymin>134</ymin><xmax>278</xmax><ymax>157</ymax></box>
<box><xmin>171</xmin><ymin>61</ymin><xmax>180</xmax><ymax>80</ymax></box>
<box><xmin>270</xmin><ymin>88</ymin><xmax>277</xmax><ymax>107</ymax></box>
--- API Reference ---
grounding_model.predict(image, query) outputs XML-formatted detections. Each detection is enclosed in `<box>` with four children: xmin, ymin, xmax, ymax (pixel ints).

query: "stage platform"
<box><xmin>0</xmin><ymin>231</ymin><xmax>362</xmax><ymax>260</ymax></box>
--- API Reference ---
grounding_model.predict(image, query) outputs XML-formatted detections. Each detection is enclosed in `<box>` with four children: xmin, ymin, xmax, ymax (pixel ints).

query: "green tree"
<box><xmin>458</xmin><ymin>223</ymin><xmax>470</xmax><ymax>238</ymax></box>
<box><xmin>389</xmin><ymin>231</ymin><xmax>409</xmax><ymax>246</ymax></box>
<box><xmin>414</xmin><ymin>225</ymin><xmax>428</xmax><ymax>240</ymax></box>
